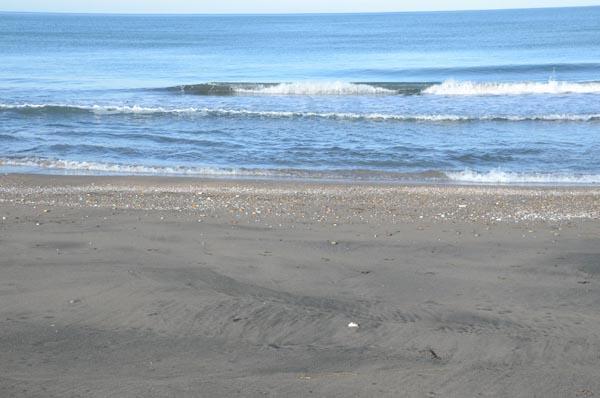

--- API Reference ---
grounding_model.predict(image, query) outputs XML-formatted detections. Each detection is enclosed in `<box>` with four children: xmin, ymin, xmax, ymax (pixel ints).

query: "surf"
<box><xmin>167</xmin><ymin>81</ymin><xmax>433</xmax><ymax>96</ymax></box>
<box><xmin>446</xmin><ymin>169</ymin><xmax>600</xmax><ymax>184</ymax></box>
<box><xmin>2</xmin><ymin>103</ymin><xmax>600</xmax><ymax>123</ymax></box>
<box><xmin>423</xmin><ymin>79</ymin><xmax>600</xmax><ymax>96</ymax></box>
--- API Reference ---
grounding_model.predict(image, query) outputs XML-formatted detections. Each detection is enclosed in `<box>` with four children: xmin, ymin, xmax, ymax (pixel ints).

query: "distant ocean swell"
<box><xmin>167</xmin><ymin>80</ymin><xmax>600</xmax><ymax>96</ymax></box>
<box><xmin>347</xmin><ymin>62</ymin><xmax>600</xmax><ymax>77</ymax></box>
<box><xmin>2</xmin><ymin>157</ymin><xmax>600</xmax><ymax>184</ymax></box>
<box><xmin>2</xmin><ymin>104</ymin><xmax>600</xmax><ymax>123</ymax></box>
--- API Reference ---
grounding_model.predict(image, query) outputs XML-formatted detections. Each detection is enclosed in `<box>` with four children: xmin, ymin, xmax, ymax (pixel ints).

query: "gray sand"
<box><xmin>1</xmin><ymin>174</ymin><xmax>599</xmax><ymax>397</ymax></box>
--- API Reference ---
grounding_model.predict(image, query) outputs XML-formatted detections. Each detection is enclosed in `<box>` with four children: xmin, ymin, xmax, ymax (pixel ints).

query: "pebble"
<box><xmin>348</xmin><ymin>322</ymin><xmax>360</xmax><ymax>329</ymax></box>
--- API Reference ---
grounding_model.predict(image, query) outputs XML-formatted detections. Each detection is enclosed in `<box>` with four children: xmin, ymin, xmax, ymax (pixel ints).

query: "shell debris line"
<box><xmin>0</xmin><ymin>175</ymin><xmax>599</xmax><ymax>226</ymax></box>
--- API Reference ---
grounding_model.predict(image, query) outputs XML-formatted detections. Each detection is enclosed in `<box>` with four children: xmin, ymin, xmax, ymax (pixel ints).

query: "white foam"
<box><xmin>0</xmin><ymin>103</ymin><xmax>198</xmax><ymax>114</ymax></box>
<box><xmin>500</xmin><ymin>114</ymin><xmax>600</xmax><ymax>121</ymax></box>
<box><xmin>446</xmin><ymin>170</ymin><xmax>600</xmax><ymax>184</ymax></box>
<box><xmin>2</xmin><ymin>103</ymin><xmax>599</xmax><ymax>122</ymax></box>
<box><xmin>423</xmin><ymin>79</ymin><xmax>600</xmax><ymax>96</ymax></box>
<box><xmin>88</xmin><ymin>105</ymin><xmax>198</xmax><ymax>115</ymax></box>
<box><xmin>207</xmin><ymin>109</ymin><xmax>472</xmax><ymax>121</ymax></box>
<box><xmin>234</xmin><ymin>82</ymin><xmax>396</xmax><ymax>95</ymax></box>
<box><xmin>0</xmin><ymin>158</ymin><xmax>271</xmax><ymax>177</ymax></box>
<box><xmin>214</xmin><ymin>111</ymin><xmax>600</xmax><ymax>122</ymax></box>
<box><xmin>3</xmin><ymin>159</ymin><xmax>599</xmax><ymax>185</ymax></box>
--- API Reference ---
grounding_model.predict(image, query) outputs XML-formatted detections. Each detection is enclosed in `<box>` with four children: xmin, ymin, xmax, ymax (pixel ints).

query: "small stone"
<box><xmin>330</xmin><ymin>241</ymin><xmax>337</xmax><ymax>245</ymax></box>
<box><xmin>348</xmin><ymin>322</ymin><xmax>359</xmax><ymax>329</ymax></box>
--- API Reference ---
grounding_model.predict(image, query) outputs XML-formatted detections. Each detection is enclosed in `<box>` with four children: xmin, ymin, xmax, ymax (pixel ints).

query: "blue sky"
<box><xmin>0</xmin><ymin>0</ymin><xmax>598</xmax><ymax>13</ymax></box>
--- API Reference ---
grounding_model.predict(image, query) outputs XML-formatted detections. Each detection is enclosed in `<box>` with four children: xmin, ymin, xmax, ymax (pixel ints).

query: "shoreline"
<box><xmin>3</xmin><ymin>162</ymin><xmax>600</xmax><ymax>186</ymax></box>
<box><xmin>7</xmin><ymin>170</ymin><xmax>600</xmax><ymax>187</ymax></box>
<box><xmin>5</xmin><ymin>169</ymin><xmax>600</xmax><ymax>187</ymax></box>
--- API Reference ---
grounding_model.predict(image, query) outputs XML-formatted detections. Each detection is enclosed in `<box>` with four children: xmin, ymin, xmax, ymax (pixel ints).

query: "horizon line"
<box><xmin>0</xmin><ymin>4</ymin><xmax>598</xmax><ymax>16</ymax></box>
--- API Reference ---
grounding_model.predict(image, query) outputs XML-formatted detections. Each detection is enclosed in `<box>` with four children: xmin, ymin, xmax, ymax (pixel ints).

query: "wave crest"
<box><xmin>170</xmin><ymin>81</ymin><xmax>434</xmax><ymax>96</ymax></box>
<box><xmin>235</xmin><ymin>81</ymin><xmax>396</xmax><ymax>95</ymax></box>
<box><xmin>424</xmin><ymin>79</ymin><xmax>600</xmax><ymax>96</ymax></box>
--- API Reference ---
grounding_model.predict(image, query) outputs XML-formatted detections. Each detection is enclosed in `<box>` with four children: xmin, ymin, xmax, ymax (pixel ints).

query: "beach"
<box><xmin>2</xmin><ymin>5</ymin><xmax>600</xmax><ymax>398</ymax></box>
<box><xmin>1</xmin><ymin>174</ymin><xmax>599</xmax><ymax>397</ymax></box>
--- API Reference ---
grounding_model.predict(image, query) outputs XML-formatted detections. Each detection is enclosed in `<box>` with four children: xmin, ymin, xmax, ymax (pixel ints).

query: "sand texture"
<box><xmin>1</xmin><ymin>174</ymin><xmax>599</xmax><ymax>397</ymax></box>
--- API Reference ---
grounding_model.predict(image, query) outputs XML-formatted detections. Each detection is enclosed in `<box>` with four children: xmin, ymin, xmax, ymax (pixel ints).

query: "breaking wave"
<box><xmin>169</xmin><ymin>81</ymin><xmax>430</xmax><ymax>96</ymax></box>
<box><xmin>167</xmin><ymin>79</ymin><xmax>600</xmax><ymax>96</ymax></box>
<box><xmin>423</xmin><ymin>79</ymin><xmax>600</xmax><ymax>96</ymax></box>
<box><xmin>234</xmin><ymin>81</ymin><xmax>396</xmax><ymax>95</ymax></box>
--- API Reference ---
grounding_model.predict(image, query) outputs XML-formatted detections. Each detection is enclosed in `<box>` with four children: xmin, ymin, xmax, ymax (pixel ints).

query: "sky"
<box><xmin>0</xmin><ymin>0</ymin><xmax>598</xmax><ymax>14</ymax></box>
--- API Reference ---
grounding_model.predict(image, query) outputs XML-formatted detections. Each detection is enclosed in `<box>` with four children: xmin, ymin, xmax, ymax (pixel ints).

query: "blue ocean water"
<box><xmin>1</xmin><ymin>7</ymin><xmax>600</xmax><ymax>183</ymax></box>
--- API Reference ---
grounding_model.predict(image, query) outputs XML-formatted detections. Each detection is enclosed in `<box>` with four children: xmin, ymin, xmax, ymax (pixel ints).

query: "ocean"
<box><xmin>1</xmin><ymin>7</ymin><xmax>600</xmax><ymax>184</ymax></box>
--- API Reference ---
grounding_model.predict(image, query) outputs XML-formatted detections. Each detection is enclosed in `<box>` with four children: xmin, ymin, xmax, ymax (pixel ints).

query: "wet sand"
<box><xmin>1</xmin><ymin>174</ymin><xmax>599</xmax><ymax>397</ymax></box>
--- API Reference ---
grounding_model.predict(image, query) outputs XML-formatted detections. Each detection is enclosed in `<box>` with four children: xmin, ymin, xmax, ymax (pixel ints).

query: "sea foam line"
<box><xmin>446</xmin><ymin>170</ymin><xmax>600</xmax><ymax>184</ymax></box>
<box><xmin>2</xmin><ymin>158</ymin><xmax>600</xmax><ymax>185</ymax></box>
<box><xmin>424</xmin><ymin>79</ymin><xmax>600</xmax><ymax>96</ymax></box>
<box><xmin>1</xmin><ymin>103</ymin><xmax>600</xmax><ymax>122</ymax></box>
<box><xmin>175</xmin><ymin>79</ymin><xmax>600</xmax><ymax>96</ymax></box>
<box><xmin>0</xmin><ymin>158</ymin><xmax>265</xmax><ymax>176</ymax></box>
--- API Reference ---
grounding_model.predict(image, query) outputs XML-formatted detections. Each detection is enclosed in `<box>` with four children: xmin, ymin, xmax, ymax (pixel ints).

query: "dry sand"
<box><xmin>1</xmin><ymin>174</ymin><xmax>599</xmax><ymax>397</ymax></box>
